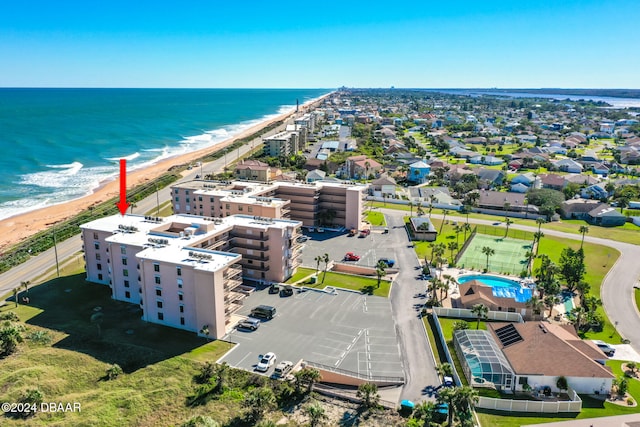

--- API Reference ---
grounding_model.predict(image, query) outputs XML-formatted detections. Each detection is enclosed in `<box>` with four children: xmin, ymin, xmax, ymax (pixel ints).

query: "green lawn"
<box><xmin>365</xmin><ymin>210</ymin><xmax>387</xmax><ymax>226</ymax></box>
<box><xmin>0</xmin><ymin>269</ymin><xmax>264</xmax><ymax>427</ymax></box>
<box><xmin>376</xmin><ymin>203</ymin><xmax>640</xmax><ymax>245</ymax></box>
<box><xmin>635</xmin><ymin>288</ymin><xmax>640</xmax><ymax>315</ymax></box>
<box><xmin>144</xmin><ymin>200</ymin><xmax>174</xmax><ymax>217</ymax></box>
<box><xmin>477</xmin><ymin>360</ymin><xmax>640</xmax><ymax>426</ymax></box>
<box><xmin>284</xmin><ymin>267</ymin><xmax>316</xmax><ymax>284</ymax></box>
<box><xmin>412</xmin><ymin>217</ymin><xmax>471</xmax><ymax>262</ymax></box>
<box><xmin>301</xmin><ymin>271</ymin><xmax>391</xmax><ymax>297</ymax></box>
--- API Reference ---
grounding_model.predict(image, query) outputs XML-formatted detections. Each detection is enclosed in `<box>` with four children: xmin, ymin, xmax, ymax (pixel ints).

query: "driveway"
<box><xmin>220</xmin><ymin>286</ymin><xmax>404</xmax><ymax>379</ymax></box>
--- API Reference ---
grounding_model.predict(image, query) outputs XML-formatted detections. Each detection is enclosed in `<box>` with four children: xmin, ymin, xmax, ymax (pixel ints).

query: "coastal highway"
<box><xmin>0</xmin><ymin>117</ymin><xmax>293</xmax><ymax>299</ymax></box>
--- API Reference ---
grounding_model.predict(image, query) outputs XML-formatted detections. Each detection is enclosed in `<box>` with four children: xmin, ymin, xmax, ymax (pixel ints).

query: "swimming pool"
<box><xmin>458</xmin><ymin>274</ymin><xmax>532</xmax><ymax>303</ymax></box>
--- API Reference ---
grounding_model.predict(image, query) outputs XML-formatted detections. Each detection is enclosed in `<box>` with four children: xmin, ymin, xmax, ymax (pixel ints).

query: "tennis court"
<box><xmin>457</xmin><ymin>233</ymin><xmax>531</xmax><ymax>275</ymax></box>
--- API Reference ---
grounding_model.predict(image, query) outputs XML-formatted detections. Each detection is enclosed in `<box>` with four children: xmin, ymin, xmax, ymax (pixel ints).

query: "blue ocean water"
<box><xmin>0</xmin><ymin>88</ymin><xmax>330</xmax><ymax>220</ymax></box>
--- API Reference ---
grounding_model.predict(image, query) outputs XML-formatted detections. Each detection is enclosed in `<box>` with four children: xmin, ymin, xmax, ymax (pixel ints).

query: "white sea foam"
<box><xmin>106</xmin><ymin>152</ymin><xmax>141</xmax><ymax>162</ymax></box>
<box><xmin>0</xmin><ymin>100</ymin><xmax>313</xmax><ymax>221</ymax></box>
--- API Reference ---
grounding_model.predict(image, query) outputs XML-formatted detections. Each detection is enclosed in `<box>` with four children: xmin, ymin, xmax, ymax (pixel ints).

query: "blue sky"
<box><xmin>1</xmin><ymin>0</ymin><xmax>639</xmax><ymax>88</ymax></box>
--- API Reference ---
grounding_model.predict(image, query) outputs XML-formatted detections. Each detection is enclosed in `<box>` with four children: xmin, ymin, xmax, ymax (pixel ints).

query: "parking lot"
<box><xmin>220</xmin><ymin>286</ymin><xmax>404</xmax><ymax>379</ymax></box>
<box><xmin>300</xmin><ymin>226</ymin><xmax>402</xmax><ymax>268</ymax></box>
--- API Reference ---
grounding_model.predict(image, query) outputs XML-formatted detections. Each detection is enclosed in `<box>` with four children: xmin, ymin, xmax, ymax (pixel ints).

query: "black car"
<box><xmin>268</xmin><ymin>284</ymin><xmax>280</xmax><ymax>294</ymax></box>
<box><xmin>280</xmin><ymin>285</ymin><xmax>294</xmax><ymax>297</ymax></box>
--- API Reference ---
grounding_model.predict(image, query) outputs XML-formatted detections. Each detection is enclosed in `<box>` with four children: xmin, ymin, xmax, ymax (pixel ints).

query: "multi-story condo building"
<box><xmin>171</xmin><ymin>180</ymin><xmax>365</xmax><ymax>229</ymax></box>
<box><xmin>263</xmin><ymin>130</ymin><xmax>300</xmax><ymax>157</ymax></box>
<box><xmin>80</xmin><ymin>214</ymin><xmax>303</xmax><ymax>338</ymax></box>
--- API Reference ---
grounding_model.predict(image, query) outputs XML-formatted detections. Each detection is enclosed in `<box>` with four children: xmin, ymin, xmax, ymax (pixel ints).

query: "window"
<box><xmin>248</xmin><ymin>206</ymin><xmax>253</xmax><ymax>213</ymax></box>
<box><xmin>177</xmin><ymin>279</ymin><xmax>183</xmax><ymax>288</ymax></box>
<box><xmin>93</xmin><ymin>232</ymin><xmax>98</xmax><ymax>240</ymax></box>
<box><xmin>178</xmin><ymin>292</ymin><xmax>183</xmax><ymax>301</ymax></box>
<box><xmin>238</xmin><ymin>206</ymin><xmax>243</xmax><ymax>211</ymax></box>
<box><xmin>123</xmin><ymin>269</ymin><xmax>129</xmax><ymax>277</ymax></box>
<box><xmin>180</xmin><ymin>317</ymin><xmax>185</xmax><ymax>325</ymax></box>
<box><xmin>98</xmin><ymin>273</ymin><xmax>103</xmax><ymax>281</ymax></box>
<box><xmin>124</xmin><ymin>280</ymin><xmax>130</xmax><ymax>288</ymax></box>
<box><xmin>174</xmin><ymin>189</ymin><xmax>179</xmax><ymax>194</ymax></box>
<box><xmin>158</xmin><ymin>312</ymin><xmax>164</xmax><ymax>321</ymax></box>
<box><xmin>519</xmin><ymin>377</ymin><xmax>529</xmax><ymax>385</ymax></box>
<box><xmin>176</xmin><ymin>267</ymin><xmax>182</xmax><ymax>276</ymax></box>
<box><xmin>95</xmin><ymin>253</ymin><xmax>101</xmax><ymax>260</ymax></box>
<box><xmin>247</xmin><ymin>259</ymin><xmax>253</xmax><ymax>264</ymax></box>
<box><xmin>157</xmin><ymin>301</ymin><xmax>163</xmax><ymax>309</ymax></box>
<box><xmin>175</xmin><ymin>196</ymin><xmax>179</xmax><ymax>202</ymax></box>
<box><xmin>97</xmin><ymin>263</ymin><xmax>102</xmax><ymax>270</ymax></box>
<box><xmin>156</xmin><ymin>288</ymin><xmax>162</xmax><ymax>297</ymax></box>
<box><xmin>125</xmin><ymin>291</ymin><xmax>131</xmax><ymax>298</ymax></box>
<box><xmin>122</xmin><ymin>257</ymin><xmax>127</xmax><ymax>266</ymax></box>
<box><xmin>210</xmin><ymin>197</ymin><xmax>214</xmax><ymax>203</ymax></box>
<box><xmin>179</xmin><ymin>305</ymin><xmax>184</xmax><ymax>313</ymax></box>
<box><xmin>186</xmin><ymin>197</ymin><xmax>190</xmax><ymax>203</ymax></box>
<box><xmin>155</xmin><ymin>276</ymin><xmax>161</xmax><ymax>285</ymax></box>
<box><xmin>120</xmin><ymin>246</ymin><xmax>126</xmax><ymax>255</ymax></box>
<box><xmin>94</xmin><ymin>242</ymin><xmax>100</xmax><ymax>250</ymax></box>
<box><xmin>153</xmin><ymin>263</ymin><xmax>160</xmax><ymax>272</ymax></box>
<box><xmin>226</xmin><ymin>203</ymin><xmax>230</xmax><ymax>209</ymax></box>
<box><xmin>185</xmin><ymin>190</ymin><xmax>189</xmax><ymax>195</ymax></box>
<box><xmin>198</xmin><ymin>196</ymin><xmax>202</xmax><ymax>202</ymax></box>
<box><xmin>507</xmin><ymin>307</ymin><xmax>516</xmax><ymax>313</ymax></box>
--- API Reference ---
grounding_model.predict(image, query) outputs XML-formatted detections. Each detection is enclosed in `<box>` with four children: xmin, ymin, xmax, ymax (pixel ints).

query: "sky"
<box><xmin>1</xmin><ymin>0</ymin><xmax>639</xmax><ymax>89</ymax></box>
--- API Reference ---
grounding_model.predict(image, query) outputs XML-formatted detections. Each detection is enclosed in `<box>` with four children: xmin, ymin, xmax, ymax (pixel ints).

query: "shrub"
<box><xmin>195</xmin><ymin>361</ymin><xmax>215</xmax><ymax>384</ymax></box>
<box><xmin>0</xmin><ymin>311</ymin><xmax>19</xmax><ymax>322</ymax></box>
<box><xmin>627</xmin><ymin>397</ymin><xmax>635</xmax><ymax>406</ymax></box>
<box><xmin>26</xmin><ymin>330</ymin><xmax>52</xmax><ymax>345</ymax></box>
<box><xmin>105</xmin><ymin>364</ymin><xmax>123</xmax><ymax>380</ymax></box>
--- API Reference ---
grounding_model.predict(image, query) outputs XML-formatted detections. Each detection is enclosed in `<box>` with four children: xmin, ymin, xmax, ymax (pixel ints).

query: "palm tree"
<box><xmin>214</xmin><ymin>362</ymin><xmax>229</xmax><ymax>393</ymax></box>
<box><xmin>321</xmin><ymin>253</ymin><xmax>330</xmax><ymax>283</ymax></box>
<box><xmin>20</xmin><ymin>280</ymin><xmax>30</xmax><ymax>303</ymax></box>
<box><xmin>504</xmin><ymin>217</ymin><xmax>513</xmax><ymax>238</ymax></box>
<box><xmin>364</xmin><ymin>161</ymin><xmax>370</xmax><ymax>182</ymax></box>
<box><xmin>376</xmin><ymin>260</ymin><xmax>387</xmax><ymax>288</ymax></box>
<box><xmin>471</xmin><ymin>303</ymin><xmax>488</xmax><ymax>329</ymax></box>
<box><xmin>436</xmin><ymin>362</ymin><xmax>454</xmax><ymax>379</ymax></box>
<box><xmin>304</xmin><ymin>401</ymin><xmax>327</xmax><ymax>427</ymax></box>
<box><xmin>357</xmin><ymin>382</ymin><xmax>380</xmax><ymax>411</ymax></box>
<box><xmin>294</xmin><ymin>367</ymin><xmax>322</xmax><ymax>394</ymax></box>
<box><xmin>447</xmin><ymin>241</ymin><xmax>458</xmax><ymax>264</ymax></box>
<box><xmin>430</xmin><ymin>242</ymin><xmax>446</xmax><ymax>266</ymax></box>
<box><xmin>436</xmin><ymin>386</ymin><xmax>457</xmax><ymax>427</ymax></box>
<box><xmin>453</xmin><ymin>386</ymin><xmax>479</xmax><ymax>423</ymax></box>
<box><xmin>525</xmin><ymin>295</ymin><xmax>545</xmax><ymax>319</ymax></box>
<box><xmin>442</xmin><ymin>274</ymin><xmax>454</xmax><ymax>299</ymax></box>
<box><xmin>416</xmin><ymin>201</ymin><xmax>423</xmax><ymax>216</ymax></box>
<box><xmin>463</xmin><ymin>222</ymin><xmax>472</xmax><ymax>242</ymax></box>
<box><xmin>12</xmin><ymin>288</ymin><xmax>18</xmax><ymax>307</ymax></box>
<box><xmin>244</xmin><ymin>387</ymin><xmax>276</xmax><ymax>423</ymax></box>
<box><xmin>481</xmin><ymin>246</ymin><xmax>495</xmax><ymax>271</ymax></box>
<box><xmin>578</xmin><ymin>225</ymin><xmax>589</xmax><ymax>249</ymax></box>
<box><xmin>453</xmin><ymin>224</ymin><xmax>462</xmax><ymax>248</ymax></box>
<box><xmin>536</xmin><ymin>217</ymin><xmax>545</xmax><ymax>234</ymax></box>
<box><xmin>439</xmin><ymin>209</ymin><xmax>450</xmax><ymax>234</ymax></box>
<box><xmin>533</xmin><ymin>231</ymin><xmax>544</xmax><ymax>255</ymax></box>
<box><xmin>314</xmin><ymin>255</ymin><xmax>323</xmax><ymax>278</ymax></box>
<box><xmin>544</xmin><ymin>294</ymin><xmax>561</xmax><ymax>318</ymax></box>
<box><xmin>408</xmin><ymin>201</ymin><xmax>414</xmax><ymax>217</ymax></box>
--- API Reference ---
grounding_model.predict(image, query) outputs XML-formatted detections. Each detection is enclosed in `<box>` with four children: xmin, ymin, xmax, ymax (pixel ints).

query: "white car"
<box><xmin>256</xmin><ymin>352</ymin><xmax>277</xmax><ymax>372</ymax></box>
<box><xmin>593</xmin><ymin>340</ymin><xmax>615</xmax><ymax>357</ymax></box>
<box><xmin>274</xmin><ymin>360</ymin><xmax>294</xmax><ymax>378</ymax></box>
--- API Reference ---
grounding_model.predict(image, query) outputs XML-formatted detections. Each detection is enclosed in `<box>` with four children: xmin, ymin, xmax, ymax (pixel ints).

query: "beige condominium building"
<box><xmin>80</xmin><ymin>213</ymin><xmax>303</xmax><ymax>339</ymax></box>
<box><xmin>171</xmin><ymin>180</ymin><xmax>365</xmax><ymax>229</ymax></box>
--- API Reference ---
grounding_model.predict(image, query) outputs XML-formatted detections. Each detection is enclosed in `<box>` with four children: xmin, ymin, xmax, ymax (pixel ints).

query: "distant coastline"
<box><xmin>468</xmin><ymin>88</ymin><xmax>640</xmax><ymax>99</ymax></box>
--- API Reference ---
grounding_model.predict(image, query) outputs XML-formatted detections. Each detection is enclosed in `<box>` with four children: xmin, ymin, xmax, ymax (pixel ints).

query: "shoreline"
<box><xmin>0</xmin><ymin>93</ymin><xmax>332</xmax><ymax>253</ymax></box>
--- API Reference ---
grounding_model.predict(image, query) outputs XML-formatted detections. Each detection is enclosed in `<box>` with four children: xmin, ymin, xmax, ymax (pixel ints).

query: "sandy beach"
<box><xmin>0</xmin><ymin>94</ymin><xmax>330</xmax><ymax>254</ymax></box>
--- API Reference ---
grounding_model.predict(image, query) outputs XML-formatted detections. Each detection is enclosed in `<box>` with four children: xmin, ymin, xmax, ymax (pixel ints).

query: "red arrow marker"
<box><xmin>116</xmin><ymin>159</ymin><xmax>130</xmax><ymax>216</ymax></box>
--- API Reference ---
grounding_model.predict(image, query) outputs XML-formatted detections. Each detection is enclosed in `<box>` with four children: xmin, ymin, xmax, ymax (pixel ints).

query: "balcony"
<box><xmin>232</xmin><ymin>240</ymin><xmax>269</xmax><ymax>251</ymax></box>
<box><xmin>205</xmin><ymin>239</ymin><xmax>227</xmax><ymax>250</ymax></box>
<box><xmin>225</xmin><ymin>300</ymin><xmax>243</xmax><ymax>316</ymax></box>
<box><xmin>241</xmin><ymin>262</ymin><xmax>270</xmax><ymax>272</ymax></box>
<box><xmin>240</xmin><ymin>252</ymin><xmax>270</xmax><ymax>261</ymax></box>
<box><xmin>224</xmin><ymin>289</ymin><xmax>246</xmax><ymax>305</ymax></box>
<box><xmin>231</xmin><ymin>231</ymin><xmax>269</xmax><ymax>241</ymax></box>
<box><xmin>223</xmin><ymin>264</ymin><xmax>243</xmax><ymax>280</ymax></box>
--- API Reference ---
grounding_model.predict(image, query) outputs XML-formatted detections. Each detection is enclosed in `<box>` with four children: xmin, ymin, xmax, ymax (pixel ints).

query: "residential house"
<box><xmin>587</xmin><ymin>205</ymin><xmax>627</xmax><ymax>226</ymax></box>
<box><xmin>510</xmin><ymin>183</ymin><xmax>529</xmax><ymax>193</ymax></box>
<box><xmin>475</xmin><ymin>168</ymin><xmax>505</xmax><ymax>189</ymax></box>
<box><xmin>477</xmin><ymin>190</ymin><xmax>538</xmax><ymax>215</ymax></box>
<box><xmin>408</xmin><ymin>160</ymin><xmax>431</xmax><ymax>183</ymax></box>
<box><xmin>580</xmin><ymin>184</ymin><xmax>608</xmax><ymax>200</ymax></box>
<box><xmin>591</xmin><ymin>163</ymin><xmax>610</xmax><ymax>175</ymax></box>
<box><xmin>560</xmin><ymin>199</ymin><xmax>603</xmax><ymax>220</ymax></box>
<box><xmin>454</xmin><ymin>323</ymin><xmax>614</xmax><ymax>394</ymax></box>
<box><xmin>305</xmin><ymin>169</ymin><xmax>326</xmax><ymax>183</ymax></box>
<box><xmin>553</xmin><ymin>158</ymin><xmax>584</xmax><ymax>173</ymax></box>
<box><xmin>345</xmin><ymin>155</ymin><xmax>382</xmax><ymax>179</ymax></box>
<box><xmin>511</xmin><ymin>172</ymin><xmax>540</xmax><ymax>187</ymax></box>
<box><xmin>234</xmin><ymin>160</ymin><xmax>282</xmax><ymax>182</ymax></box>
<box><xmin>469</xmin><ymin>155</ymin><xmax>503</xmax><ymax>166</ymax></box>
<box><xmin>370</xmin><ymin>175</ymin><xmax>397</xmax><ymax>196</ymax></box>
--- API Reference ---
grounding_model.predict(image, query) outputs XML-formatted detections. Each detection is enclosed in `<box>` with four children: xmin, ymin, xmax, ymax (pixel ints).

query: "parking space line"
<box><xmin>236</xmin><ymin>351</ymin><xmax>253</xmax><ymax>367</ymax></box>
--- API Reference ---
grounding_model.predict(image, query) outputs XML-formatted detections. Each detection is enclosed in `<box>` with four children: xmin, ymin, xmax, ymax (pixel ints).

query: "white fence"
<box><xmin>433</xmin><ymin>306</ymin><xmax>523</xmax><ymax>323</ymax></box>
<box><xmin>476</xmin><ymin>387</ymin><xmax>582</xmax><ymax>413</ymax></box>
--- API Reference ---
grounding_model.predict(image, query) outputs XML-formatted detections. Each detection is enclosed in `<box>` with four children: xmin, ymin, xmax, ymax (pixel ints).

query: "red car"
<box><xmin>344</xmin><ymin>252</ymin><xmax>361</xmax><ymax>261</ymax></box>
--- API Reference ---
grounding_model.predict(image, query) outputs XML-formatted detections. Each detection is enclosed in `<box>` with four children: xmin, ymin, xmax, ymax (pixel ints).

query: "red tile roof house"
<box><xmin>345</xmin><ymin>155</ymin><xmax>382</xmax><ymax>179</ymax></box>
<box><xmin>454</xmin><ymin>322</ymin><xmax>614</xmax><ymax>395</ymax></box>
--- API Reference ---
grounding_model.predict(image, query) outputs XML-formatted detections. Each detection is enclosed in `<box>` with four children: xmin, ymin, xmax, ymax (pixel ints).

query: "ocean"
<box><xmin>0</xmin><ymin>88</ymin><xmax>330</xmax><ymax>221</ymax></box>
